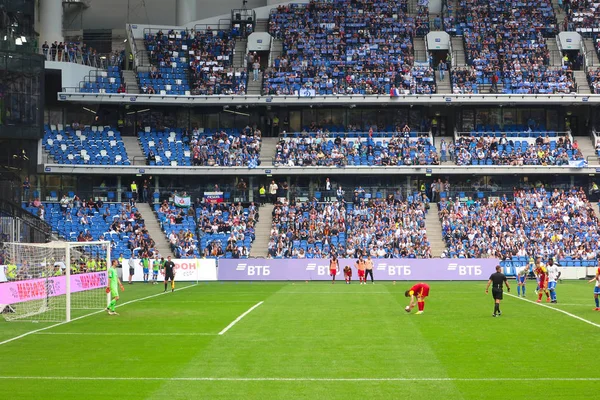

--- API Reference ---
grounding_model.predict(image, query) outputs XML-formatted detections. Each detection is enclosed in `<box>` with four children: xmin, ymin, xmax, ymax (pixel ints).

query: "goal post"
<box><xmin>0</xmin><ymin>241</ymin><xmax>111</xmax><ymax>322</ymax></box>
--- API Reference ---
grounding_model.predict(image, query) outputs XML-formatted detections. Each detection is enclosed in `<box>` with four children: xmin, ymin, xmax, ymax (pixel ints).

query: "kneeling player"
<box><xmin>344</xmin><ymin>266</ymin><xmax>352</xmax><ymax>284</ymax></box>
<box><xmin>405</xmin><ymin>282</ymin><xmax>430</xmax><ymax>314</ymax></box>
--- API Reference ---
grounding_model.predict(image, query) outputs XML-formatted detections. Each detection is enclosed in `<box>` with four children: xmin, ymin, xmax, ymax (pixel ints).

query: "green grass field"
<box><xmin>1</xmin><ymin>280</ymin><xmax>599</xmax><ymax>399</ymax></box>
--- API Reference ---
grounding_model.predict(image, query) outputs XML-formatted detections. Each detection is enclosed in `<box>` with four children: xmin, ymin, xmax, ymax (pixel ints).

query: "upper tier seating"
<box><xmin>23</xmin><ymin>200</ymin><xmax>155</xmax><ymax>259</ymax></box>
<box><xmin>265</xmin><ymin>0</ymin><xmax>434</xmax><ymax>96</ymax></box>
<box><xmin>564</xmin><ymin>0</ymin><xmax>600</xmax><ymax>33</ymax></box>
<box><xmin>438</xmin><ymin>188</ymin><xmax>600</xmax><ymax>264</ymax></box>
<box><xmin>80</xmin><ymin>66</ymin><xmax>124</xmax><ymax>93</ymax></box>
<box><xmin>143</xmin><ymin>28</ymin><xmax>245</xmax><ymax>95</ymax></box>
<box><xmin>43</xmin><ymin>125</ymin><xmax>130</xmax><ymax>165</ymax></box>
<box><xmin>274</xmin><ymin>131</ymin><xmax>439</xmax><ymax>166</ymax></box>
<box><xmin>138</xmin><ymin>127</ymin><xmax>261</xmax><ymax>167</ymax></box>
<box><xmin>451</xmin><ymin>0</ymin><xmax>564</xmax><ymax>94</ymax></box>
<box><xmin>453</xmin><ymin>135</ymin><xmax>585</xmax><ymax>166</ymax></box>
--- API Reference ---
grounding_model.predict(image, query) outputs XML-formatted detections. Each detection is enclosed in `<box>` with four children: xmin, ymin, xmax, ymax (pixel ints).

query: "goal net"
<box><xmin>0</xmin><ymin>241</ymin><xmax>110</xmax><ymax>322</ymax></box>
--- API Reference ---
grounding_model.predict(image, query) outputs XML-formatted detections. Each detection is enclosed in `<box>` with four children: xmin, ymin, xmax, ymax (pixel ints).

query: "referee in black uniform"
<box><xmin>485</xmin><ymin>265</ymin><xmax>510</xmax><ymax>317</ymax></box>
<box><xmin>162</xmin><ymin>255</ymin><xmax>176</xmax><ymax>293</ymax></box>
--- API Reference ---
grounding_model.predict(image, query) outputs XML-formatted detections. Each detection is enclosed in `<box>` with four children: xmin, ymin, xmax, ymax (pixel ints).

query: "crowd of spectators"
<box><xmin>264</xmin><ymin>0</ymin><xmax>433</xmax><ymax>96</ymax></box>
<box><xmin>24</xmin><ymin>195</ymin><xmax>155</xmax><ymax>259</ymax></box>
<box><xmin>453</xmin><ymin>135</ymin><xmax>584</xmax><ymax>166</ymax></box>
<box><xmin>268</xmin><ymin>194</ymin><xmax>431</xmax><ymax>259</ymax></box>
<box><xmin>562</xmin><ymin>0</ymin><xmax>600</xmax><ymax>32</ymax></box>
<box><xmin>41</xmin><ymin>41</ymin><xmax>124</xmax><ymax>69</ymax></box>
<box><xmin>144</xmin><ymin>28</ymin><xmax>246</xmax><ymax>96</ymax></box>
<box><xmin>438</xmin><ymin>187</ymin><xmax>600</xmax><ymax>261</ymax></box>
<box><xmin>189</xmin><ymin>127</ymin><xmax>261</xmax><ymax>167</ymax></box>
<box><xmin>157</xmin><ymin>200</ymin><xmax>198</xmax><ymax>258</ymax></box>
<box><xmin>141</xmin><ymin>126</ymin><xmax>261</xmax><ymax>168</ymax></box>
<box><xmin>455</xmin><ymin>0</ymin><xmax>559</xmax><ymax>94</ymax></box>
<box><xmin>451</xmin><ymin>67</ymin><xmax>479</xmax><ymax>94</ymax></box>
<box><xmin>197</xmin><ymin>201</ymin><xmax>257</xmax><ymax>258</ymax></box>
<box><xmin>273</xmin><ymin>130</ymin><xmax>439</xmax><ymax>167</ymax></box>
<box><xmin>588</xmin><ymin>67</ymin><xmax>600</xmax><ymax>93</ymax></box>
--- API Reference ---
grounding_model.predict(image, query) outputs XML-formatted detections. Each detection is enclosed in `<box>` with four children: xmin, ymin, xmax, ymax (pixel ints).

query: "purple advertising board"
<box><xmin>217</xmin><ymin>259</ymin><xmax>500</xmax><ymax>281</ymax></box>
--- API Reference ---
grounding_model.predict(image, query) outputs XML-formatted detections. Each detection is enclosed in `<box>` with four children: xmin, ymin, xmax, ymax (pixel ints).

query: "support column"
<box><xmin>39</xmin><ymin>0</ymin><xmax>63</xmax><ymax>47</ymax></box>
<box><xmin>248</xmin><ymin>176</ymin><xmax>255</xmax><ymax>202</ymax></box>
<box><xmin>117</xmin><ymin>176</ymin><xmax>122</xmax><ymax>203</ymax></box>
<box><xmin>176</xmin><ymin>0</ymin><xmax>197</xmax><ymax>26</ymax></box>
<box><xmin>154</xmin><ymin>176</ymin><xmax>160</xmax><ymax>204</ymax></box>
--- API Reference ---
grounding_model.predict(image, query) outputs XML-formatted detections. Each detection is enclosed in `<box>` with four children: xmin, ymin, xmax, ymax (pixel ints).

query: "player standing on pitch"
<box><xmin>588</xmin><ymin>261</ymin><xmax>600</xmax><ymax>310</ymax></box>
<box><xmin>534</xmin><ymin>257</ymin><xmax>550</xmax><ymax>303</ymax></box>
<box><xmin>365</xmin><ymin>255</ymin><xmax>374</xmax><ymax>284</ymax></box>
<box><xmin>405</xmin><ymin>282</ymin><xmax>430</xmax><ymax>314</ymax></box>
<box><xmin>485</xmin><ymin>265</ymin><xmax>510</xmax><ymax>317</ymax></box>
<box><xmin>355</xmin><ymin>256</ymin><xmax>366</xmax><ymax>285</ymax></box>
<box><xmin>546</xmin><ymin>259</ymin><xmax>561</xmax><ymax>303</ymax></box>
<box><xmin>106</xmin><ymin>259</ymin><xmax>125</xmax><ymax>315</ymax></box>
<box><xmin>329</xmin><ymin>254</ymin><xmax>339</xmax><ymax>284</ymax></box>
<box><xmin>162</xmin><ymin>255</ymin><xmax>176</xmax><ymax>293</ymax></box>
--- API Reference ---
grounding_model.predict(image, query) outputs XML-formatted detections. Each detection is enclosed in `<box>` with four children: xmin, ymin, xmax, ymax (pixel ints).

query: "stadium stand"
<box><xmin>79</xmin><ymin>66</ymin><xmax>125</xmax><ymax>94</ymax></box>
<box><xmin>23</xmin><ymin>198</ymin><xmax>155</xmax><ymax>259</ymax></box>
<box><xmin>564</xmin><ymin>0</ymin><xmax>600</xmax><ymax>33</ymax></box>
<box><xmin>197</xmin><ymin>201</ymin><xmax>257</xmax><ymax>258</ymax></box>
<box><xmin>138</xmin><ymin>126</ymin><xmax>261</xmax><ymax>167</ymax></box>
<box><xmin>155</xmin><ymin>200</ymin><xmax>199</xmax><ymax>258</ymax></box>
<box><xmin>274</xmin><ymin>130</ymin><xmax>439</xmax><ymax>166</ymax></box>
<box><xmin>268</xmin><ymin>193</ymin><xmax>431</xmax><ymax>259</ymax></box>
<box><xmin>142</xmin><ymin>28</ymin><xmax>245</xmax><ymax>95</ymax></box>
<box><xmin>438</xmin><ymin>187</ymin><xmax>600</xmax><ymax>266</ymax></box>
<box><xmin>43</xmin><ymin>125</ymin><xmax>130</xmax><ymax>165</ymax></box>
<box><xmin>587</xmin><ymin>67</ymin><xmax>600</xmax><ymax>93</ymax></box>
<box><xmin>264</xmin><ymin>0</ymin><xmax>434</xmax><ymax>96</ymax></box>
<box><xmin>451</xmin><ymin>0</ymin><xmax>569</xmax><ymax>94</ymax></box>
<box><xmin>453</xmin><ymin>130</ymin><xmax>584</xmax><ymax>166</ymax></box>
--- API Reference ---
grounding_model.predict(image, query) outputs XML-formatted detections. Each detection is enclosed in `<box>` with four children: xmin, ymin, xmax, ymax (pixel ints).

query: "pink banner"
<box><xmin>0</xmin><ymin>272</ymin><xmax>107</xmax><ymax>305</ymax></box>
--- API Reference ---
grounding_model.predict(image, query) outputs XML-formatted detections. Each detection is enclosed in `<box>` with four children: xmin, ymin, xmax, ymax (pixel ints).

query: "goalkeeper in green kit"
<box><xmin>106</xmin><ymin>259</ymin><xmax>125</xmax><ymax>315</ymax></box>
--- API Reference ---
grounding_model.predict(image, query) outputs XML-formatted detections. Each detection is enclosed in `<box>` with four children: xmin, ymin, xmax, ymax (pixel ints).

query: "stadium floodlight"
<box><xmin>1</xmin><ymin>241</ymin><xmax>110</xmax><ymax>322</ymax></box>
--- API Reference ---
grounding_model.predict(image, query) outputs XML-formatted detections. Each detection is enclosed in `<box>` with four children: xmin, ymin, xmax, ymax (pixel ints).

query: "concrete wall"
<box><xmin>64</xmin><ymin>0</ymin><xmax>267</xmax><ymax>31</ymax></box>
<box><xmin>45</xmin><ymin>61</ymin><xmax>99</xmax><ymax>90</ymax></box>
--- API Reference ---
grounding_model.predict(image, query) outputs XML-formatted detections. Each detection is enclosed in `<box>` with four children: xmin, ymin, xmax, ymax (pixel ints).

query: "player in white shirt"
<box><xmin>515</xmin><ymin>264</ymin><xmax>529</xmax><ymax>297</ymax></box>
<box><xmin>546</xmin><ymin>259</ymin><xmax>561</xmax><ymax>303</ymax></box>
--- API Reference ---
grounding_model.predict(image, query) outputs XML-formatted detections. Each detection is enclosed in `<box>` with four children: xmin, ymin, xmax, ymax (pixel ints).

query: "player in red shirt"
<box><xmin>343</xmin><ymin>265</ymin><xmax>352</xmax><ymax>284</ymax></box>
<box><xmin>329</xmin><ymin>255</ymin><xmax>339</xmax><ymax>284</ymax></box>
<box><xmin>534</xmin><ymin>258</ymin><xmax>550</xmax><ymax>303</ymax></box>
<box><xmin>405</xmin><ymin>282</ymin><xmax>430</xmax><ymax>314</ymax></box>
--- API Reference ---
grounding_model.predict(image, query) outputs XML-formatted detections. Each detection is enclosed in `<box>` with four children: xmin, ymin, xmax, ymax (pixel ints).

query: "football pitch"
<box><xmin>1</xmin><ymin>281</ymin><xmax>599</xmax><ymax>399</ymax></box>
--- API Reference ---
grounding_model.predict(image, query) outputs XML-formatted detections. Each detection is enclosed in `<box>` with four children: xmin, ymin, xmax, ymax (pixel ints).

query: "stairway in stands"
<box><xmin>574</xmin><ymin>136</ymin><xmax>597</xmax><ymax>163</ymax></box>
<box><xmin>249</xmin><ymin>204</ymin><xmax>275</xmax><ymax>257</ymax></box>
<box><xmin>136</xmin><ymin>202</ymin><xmax>174</xmax><ymax>258</ymax></box>
<box><xmin>122</xmin><ymin>70</ymin><xmax>140</xmax><ymax>94</ymax></box>
<box><xmin>425</xmin><ymin>206</ymin><xmax>447</xmax><ymax>257</ymax></box>
<box><xmin>122</xmin><ymin>136</ymin><xmax>145</xmax><ymax>165</ymax></box>
<box><xmin>259</xmin><ymin>137</ymin><xmax>278</xmax><ymax>167</ymax></box>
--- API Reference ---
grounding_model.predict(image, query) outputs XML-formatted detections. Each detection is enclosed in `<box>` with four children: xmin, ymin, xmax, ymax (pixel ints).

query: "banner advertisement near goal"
<box><xmin>122</xmin><ymin>258</ymin><xmax>217</xmax><ymax>282</ymax></box>
<box><xmin>0</xmin><ymin>272</ymin><xmax>107</xmax><ymax>305</ymax></box>
<box><xmin>218</xmin><ymin>259</ymin><xmax>500</xmax><ymax>281</ymax></box>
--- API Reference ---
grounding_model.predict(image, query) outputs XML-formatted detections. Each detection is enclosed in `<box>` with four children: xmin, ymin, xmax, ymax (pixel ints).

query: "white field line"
<box><xmin>0</xmin><ymin>376</ymin><xmax>598</xmax><ymax>382</ymax></box>
<box><xmin>0</xmin><ymin>284</ymin><xmax>198</xmax><ymax>346</ymax></box>
<box><xmin>34</xmin><ymin>332</ymin><xmax>217</xmax><ymax>336</ymax></box>
<box><xmin>506</xmin><ymin>293</ymin><xmax>600</xmax><ymax>329</ymax></box>
<box><xmin>218</xmin><ymin>301</ymin><xmax>263</xmax><ymax>335</ymax></box>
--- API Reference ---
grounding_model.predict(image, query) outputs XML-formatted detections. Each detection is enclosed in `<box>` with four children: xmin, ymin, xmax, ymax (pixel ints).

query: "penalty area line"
<box><xmin>506</xmin><ymin>293</ymin><xmax>600</xmax><ymax>329</ymax></box>
<box><xmin>0</xmin><ymin>376</ymin><xmax>599</xmax><ymax>382</ymax></box>
<box><xmin>0</xmin><ymin>284</ymin><xmax>198</xmax><ymax>347</ymax></box>
<box><xmin>218</xmin><ymin>301</ymin><xmax>264</xmax><ymax>335</ymax></box>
